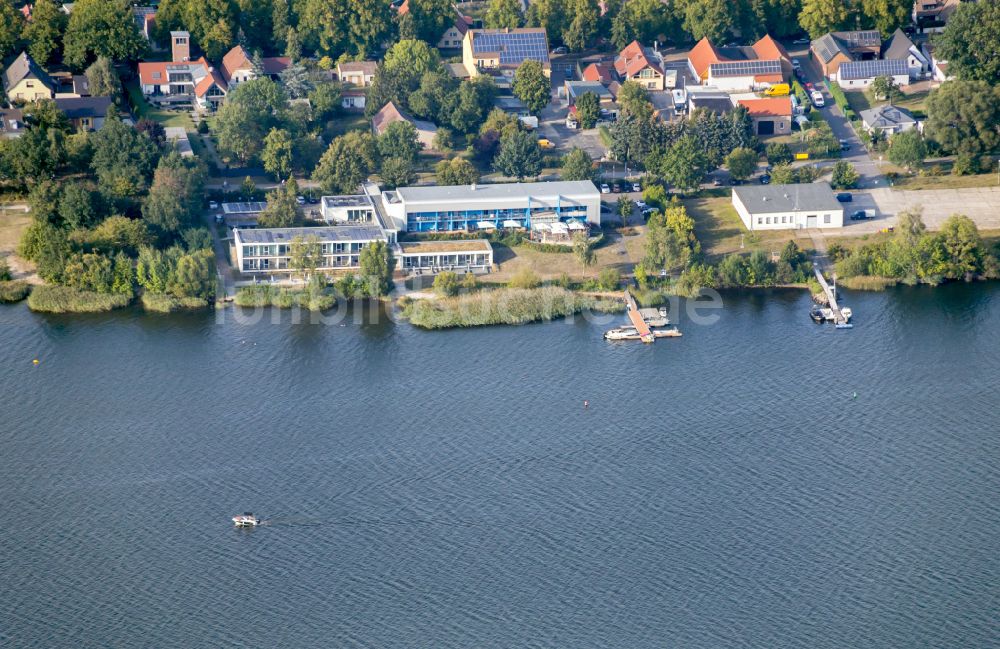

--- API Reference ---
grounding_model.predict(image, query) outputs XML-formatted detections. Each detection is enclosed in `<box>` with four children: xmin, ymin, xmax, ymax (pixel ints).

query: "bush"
<box><xmin>433</xmin><ymin>271</ymin><xmax>460</xmax><ymax>296</ymax></box>
<box><xmin>27</xmin><ymin>285</ymin><xmax>131</xmax><ymax>313</ymax></box>
<box><xmin>141</xmin><ymin>292</ymin><xmax>209</xmax><ymax>312</ymax></box>
<box><xmin>197</xmin><ymin>120</ymin><xmax>209</xmax><ymax>134</ymax></box>
<box><xmin>508</xmin><ymin>267</ymin><xmax>541</xmax><ymax>289</ymax></box>
<box><xmin>765</xmin><ymin>142</ymin><xmax>793</xmax><ymax>166</ymax></box>
<box><xmin>234</xmin><ymin>284</ymin><xmax>337</xmax><ymax>310</ymax></box>
<box><xmin>0</xmin><ymin>280</ymin><xmax>31</xmax><ymax>303</ymax></box>
<box><xmin>596</xmin><ymin>267</ymin><xmax>620</xmax><ymax>291</ymax></box>
<box><xmin>400</xmin><ymin>286</ymin><xmax>623</xmax><ymax>329</ymax></box>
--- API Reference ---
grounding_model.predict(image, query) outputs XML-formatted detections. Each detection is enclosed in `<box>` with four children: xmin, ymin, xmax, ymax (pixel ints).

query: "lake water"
<box><xmin>2</xmin><ymin>286</ymin><xmax>999</xmax><ymax>648</ymax></box>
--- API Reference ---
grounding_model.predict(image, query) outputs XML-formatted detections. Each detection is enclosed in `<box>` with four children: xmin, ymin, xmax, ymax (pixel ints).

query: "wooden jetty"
<box><xmin>813</xmin><ymin>267</ymin><xmax>850</xmax><ymax>325</ymax></box>
<box><xmin>624</xmin><ymin>289</ymin><xmax>655</xmax><ymax>343</ymax></box>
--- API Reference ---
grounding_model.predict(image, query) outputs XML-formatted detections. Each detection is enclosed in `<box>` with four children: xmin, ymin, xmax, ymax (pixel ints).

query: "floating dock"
<box><xmin>624</xmin><ymin>289</ymin><xmax>655</xmax><ymax>343</ymax></box>
<box><xmin>813</xmin><ymin>267</ymin><xmax>851</xmax><ymax>326</ymax></box>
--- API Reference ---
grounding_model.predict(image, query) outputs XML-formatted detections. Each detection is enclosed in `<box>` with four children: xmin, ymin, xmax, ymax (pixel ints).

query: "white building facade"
<box><xmin>732</xmin><ymin>183</ymin><xmax>845</xmax><ymax>231</ymax></box>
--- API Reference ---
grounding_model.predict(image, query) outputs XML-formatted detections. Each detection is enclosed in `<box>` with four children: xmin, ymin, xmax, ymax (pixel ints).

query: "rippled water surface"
<box><xmin>2</xmin><ymin>286</ymin><xmax>999</xmax><ymax>648</ymax></box>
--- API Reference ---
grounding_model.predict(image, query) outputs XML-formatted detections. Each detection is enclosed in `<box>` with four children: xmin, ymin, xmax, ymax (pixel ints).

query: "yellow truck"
<box><xmin>538</xmin><ymin>138</ymin><xmax>555</xmax><ymax>150</ymax></box>
<box><xmin>762</xmin><ymin>83</ymin><xmax>790</xmax><ymax>97</ymax></box>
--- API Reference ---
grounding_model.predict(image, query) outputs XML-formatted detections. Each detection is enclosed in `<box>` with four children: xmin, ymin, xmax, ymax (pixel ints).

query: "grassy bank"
<box><xmin>838</xmin><ymin>275</ymin><xmax>901</xmax><ymax>291</ymax></box>
<box><xmin>0</xmin><ymin>280</ymin><xmax>30</xmax><ymax>303</ymax></box>
<box><xmin>27</xmin><ymin>286</ymin><xmax>131</xmax><ymax>313</ymax></box>
<box><xmin>141</xmin><ymin>292</ymin><xmax>210</xmax><ymax>313</ymax></box>
<box><xmin>234</xmin><ymin>285</ymin><xmax>337</xmax><ymax>311</ymax></box>
<box><xmin>400</xmin><ymin>286</ymin><xmax>623</xmax><ymax>329</ymax></box>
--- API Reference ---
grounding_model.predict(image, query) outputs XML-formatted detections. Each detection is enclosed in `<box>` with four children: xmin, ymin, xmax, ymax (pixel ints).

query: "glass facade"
<box><xmin>405</xmin><ymin>205</ymin><xmax>589</xmax><ymax>233</ymax></box>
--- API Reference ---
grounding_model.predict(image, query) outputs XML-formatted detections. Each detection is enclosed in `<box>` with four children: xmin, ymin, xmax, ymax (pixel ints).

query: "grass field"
<box><xmin>0</xmin><ymin>206</ymin><xmax>31</xmax><ymax>255</ymax></box>
<box><xmin>683</xmin><ymin>196</ymin><xmax>814</xmax><ymax>260</ymax></box>
<box><xmin>893</xmin><ymin>170</ymin><xmax>1000</xmax><ymax>190</ymax></box>
<box><xmin>844</xmin><ymin>88</ymin><xmax>930</xmax><ymax>117</ymax></box>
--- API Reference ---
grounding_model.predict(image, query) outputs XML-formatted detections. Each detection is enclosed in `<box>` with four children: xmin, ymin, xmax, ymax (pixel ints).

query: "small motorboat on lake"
<box><xmin>232</xmin><ymin>512</ymin><xmax>260</xmax><ymax>527</ymax></box>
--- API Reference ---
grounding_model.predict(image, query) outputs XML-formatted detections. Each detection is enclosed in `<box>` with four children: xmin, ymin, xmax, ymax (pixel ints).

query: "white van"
<box><xmin>672</xmin><ymin>88</ymin><xmax>687</xmax><ymax>113</ymax></box>
<box><xmin>810</xmin><ymin>90</ymin><xmax>825</xmax><ymax>107</ymax></box>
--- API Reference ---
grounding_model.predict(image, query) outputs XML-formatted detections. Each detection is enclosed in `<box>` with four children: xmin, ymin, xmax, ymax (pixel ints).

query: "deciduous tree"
<box><xmin>679</xmin><ymin>0</ymin><xmax>733</xmax><ymax>42</ymax></box>
<box><xmin>574</xmin><ymin>92</ymin><xmax>600</xmax><ymax>129</ymax></box>
<box><xmin>85</xmin><ymin>56</ymin><xmax>120</xmax><ymax>101</ymax></box>
<box><xmin>925</xmin><ymin>81</ymin><xmax>1000</xmax><ymax>159</ymax></box>
<box><xmin>485</xmin><ymin>0</ymin><xmax>524</xmax><ymax>28</ymax></box>
<box><xmin>0</xmin><ymin>2</ymin><xmax>25</xmax><ymax>63</ymax></box>
<box><xmin>359</xmin><ymin>239</ymin><xmax>395</xmax><ymax>296</ymax></box>
<box><xmin>725</xmin><ymin>147</ymin><xmax>758</xmax><ymax>181</ymax></box>
<box><xmin>262</xmin><ymin>128</ymin><xmax>295</xmax><ymax>180</ymax></box>
<box><xmin>258</xmin><ymin>179</ymin><xmax>304</xmax><ymax>227</ymax></box>
<box><xmin>435</xmin><ymin>158</ymin><xmax>480</xmax><ymax>185</ymax></box>
<box><xmin>91</xmin><ymin>113</ymin><xmax>160</xmax><ymax>200</ymax></box>
<box><xmin>887</xmin><ymin>130</ymin><xmax>926</xmax><ymax>171</ymax></box>
<box><xmin>935</xmin><ymin>0</ymin><xmax>1000</xmax><ymax>83</ymax></box>
<box><xmin>24</xmin><ymin>0</ymin><xmax>67</xmax><ymax>65</ymax></box>
<box><xmin>798</xmin><ymin>0</ymin><xmax>848</xmax><ymax>39</ymax></box>
<box><xmin>63</xmin><ymin>0</ymin><xmax>146</xmax><ymax>69</ymax></box>
<box><xmin>492</xmin><ymin>130</ymin><xmax>543</xmax><ymax>180</ymax></box>
<box><xmin>560</xmin><ymin>148</ymin><xmax>596</xmax><ymax>181</ymax></box>
<box><xmin>312</xmin><ymin>131</ymin><xmax>379</xmax><ymax>193</ymax></box>
<box><xmin>512</xmin><ymin>59</ymin><xmax>551</xmax><ymax>115</ymax></box>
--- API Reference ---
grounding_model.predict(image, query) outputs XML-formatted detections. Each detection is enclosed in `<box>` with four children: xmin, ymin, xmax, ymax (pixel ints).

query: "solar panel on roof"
<box><xmin>839</xmin><ymin>58</ymin><xmax>908</xmax><ymax>80</ymax></box>
<box><xmin>472</xmin><ymin>30</ymin><xmax>549</xmax><ymax>65</ymax></box>
<box><xmin>708</xmin><ymin>59</ymin><xmax>782</xmax><ymax>77</ymax></box>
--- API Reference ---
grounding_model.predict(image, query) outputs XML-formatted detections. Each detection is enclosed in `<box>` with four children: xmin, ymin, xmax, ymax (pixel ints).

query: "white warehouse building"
<box><xmin>732</xmin><ymin>183</ymin><xmax>845</xmax><ymax>230</ymax></box>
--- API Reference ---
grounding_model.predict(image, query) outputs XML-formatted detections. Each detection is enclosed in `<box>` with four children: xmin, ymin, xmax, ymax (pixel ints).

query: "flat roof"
<box><xmin>391</xmin><ymin>181</ymin><xmax>600</xmax><ymax>205</ymax></box>
<box><xmin>321</xmin><ymin>195</ymin><xmax>372</xmax><ymax>209</ymax></box>
<box><xmin>236</xmin><ymin>226</ymin><xmax>385</xmax><ymax>244</ymax></box>
<box><xmin>399</xmin><ymin>240</ymin><xmax>494</xmax><ymax>254</ymax></box>
<box><xmin>733</xmin><ymin>182</ymin><xmax>842</xmax><ymax>213</ymax></box>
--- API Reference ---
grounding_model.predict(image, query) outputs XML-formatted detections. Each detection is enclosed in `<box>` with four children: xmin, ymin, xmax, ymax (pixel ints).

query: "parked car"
<box><xmin>642</xmin><ymin>207</ymin><xmax>656</xmax><ymax>219</ymax></box>
<box><xmin>631</xmin><ymin>182</ymin><xmax>641</xmax><ymax>192</ymax></box>
<box><xmin>635</xmin><ymin>200</ymin><xmax>647</xmax><ymax>210</ymax></box>
<box><xmin>612</xmin><ymin>182</ymin><xmax>624</xmax><ymax>193</ymax></box>
<box><xmin>713</xmin><ymin>177</ymin><xmax>728</xmax><ymax>187</ymax></box>
<box><xmin>759</xmin><ymin>174</ymin><xmax>771</xmax><ymax>185</ymax></box>
<box><xmin>791</xmin><ymin>58</ymin><xmax>802</xmax><ymax>71</ymax></box>
<box><xmin>839</xmin><ymin>139</ymin><xmax>851</xmax><ymax>151</ymax></box>
<box><xmin>836</xmin><ymin>193</ymin><xmax>853</xmax><ymax>202</ymax></box>
<box><xmin>810</xmin><ymin>90</ymin><xmax>825</xmax><ymax>107</ymax></box>
<box><xmin>296</xmin><ymin>196</ymin><xmax>306</xmax><ymax>205</ymax></box>
<box><xmin>851</xmin><ymin>209</ymin><xmax>875</xmax><ymax>220</ymax></box>
<box><xmin>308</xmin><ymin>196</ymin><xmax>319</xmax><ymax>204</ymax></box>
<box><xmin>794</xmin><ymin>67</ymin><xmax>806</xmax><ymax>81</ymax></box>
<box><xmin>208</xmin><ymin>200</ymin><xmax>219</xmax><ymax>210</ymax></box>
<box><xmin>565</xmin><ymin>117</ymin><xmax>578</xmax><ymax>129</ymax></box>
<box><xmin>551</xmin><ymin>46</ymin><xmax>567</xmax><ymax>55</ymax></box>
<box><xmin>600</xmin><ymin>183</ymin><xmax>610</xmax><ymax>194</ymax></box>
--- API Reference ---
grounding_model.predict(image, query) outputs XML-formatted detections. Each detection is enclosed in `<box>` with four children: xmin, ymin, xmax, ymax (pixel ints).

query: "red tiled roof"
<box><xmin>615</xmin><ymin>40</ymin><xmax>662</xmax><ymax>78</ymax></box>
<box><xmin>752</xmin><ymin>34</ymin><xmax>789</xmax><ymax>62</ymax></box>
<box><xmin>221</xmin><ymin>45</ymin><xmax>250</xmax><ymax>83</ymax></box>
<box><xmin>583</xmin><ymin>62</ymin><xmax>614</xmax><ymax>84</ymax></box>
<box><xmin>194</xmin><ymin>68</ymin><xmax>227</xmax><ymax>97</ymax></box>
<box><xmin>261</xmin><ymin>57</ymin><xmax>290</xmax><ymax>75</ymax></box>
<box><xmin>737</xmin><ymin>97</ymin><xmax>792</xmax><ymax>117</ymax></box>
<box><xmin>137</xmin><ymin>61</ymin><xmax>168</xmax><ymax>85</ymax></box>
<box><xmin>372</xmin><ymin>101</ymin><xmax>408</xmax><ymax>134</ymax></box>
<box><xmin>687</xmin><ymin>37</ymin><xmax>723</xmax><ymax>79</ymax></box>
<box><xmin>397</xmin><ymin>0</ymin><xmax>409</xmax><ymax>14</ymax></box>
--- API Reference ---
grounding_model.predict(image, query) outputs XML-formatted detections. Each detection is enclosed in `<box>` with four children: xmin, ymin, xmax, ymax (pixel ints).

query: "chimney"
<box><xmin>171</xmin><ymin>31</ymin><xmax>190</xmax><ymax>62</ymax></box>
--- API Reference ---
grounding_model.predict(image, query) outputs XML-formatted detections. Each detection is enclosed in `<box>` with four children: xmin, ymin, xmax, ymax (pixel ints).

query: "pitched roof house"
<box><xmin>2</xmin><ymin>51</ymin><xmax>55</xmax><ymax>103</ymax></box>
<box><xmin>220</xmin><ymin>45</ymin><xmax>291</xmax><ymax>86</ymax></box>
<box><xmin>0</xmin><ymin>108</ymin><xmax>26</xmax><ymax>139</ymax></box>
<box><xmin>859</xmin><ymin>105</ymin><xmax>917</xmax><ymax>135</ymax></box>
<box><xmin>336</xmin><ymin>61</ymin><xmax>378</xmax><ymax>87</ymax></box>
<box><xmin>614</xmin><ymin>41</ymin><xmax>666</xmax><ymax>91</ymax></box>
<box><xmin>54</xmin><ymin>96</ymin><xmax>114</xmax><ymax>131</ymax></box>
<box><xmin>462</xmin><ymin>28</ymin><xmax>550</xmax><ymax>78</ymax></box>
<box><xmin>737</xmin><ymin>97</ymin><xmax>792</xmax><ymax>135</ymax></box>
<box><xmin>811</xmin><ymin>30</ymin><xmax>882</xmax><ymax>79</ymax></box>
<box><xmin>686</xmin><ymin>35</ymin><xmax>789</xmax><ymax>89</ymax></box>
<box><xmin>881</xmin><ymin>28</ymin><xmax>929</xmax><ymax>79</ymax></box>
<box><xmin>372</xmin><ymin>101</ymin><xmax>438</xmax><ymax>150</ymax></box>
<box><xmin>912</xmin><ymin>0</ymin><xmax>961</xmax><ymax>32</ymax></box>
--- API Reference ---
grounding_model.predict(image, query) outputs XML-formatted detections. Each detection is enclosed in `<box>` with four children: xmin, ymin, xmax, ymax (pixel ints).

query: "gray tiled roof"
<box><xmin>733</xmin><ymin>182</ymin><xmax>842</xmax><ymax>214</ymax></box>
<box><xmin>811</xmin><ymin>34</ymin><xmax>849</xmax><ymax>63</ymax></box>
<box><xmin>859</xmin><ymin>105</ymin><xmax>916</xmax><ymax>129</ymax></box>
<box><xmin>881</xmin><ymin>28</ymin><xmax>916</xmax><ymax>61</ymax></box>
<box><xmin>2</xmin><ymin>51</ymin><xmax>54</xmax><ymax>92</ymax></box>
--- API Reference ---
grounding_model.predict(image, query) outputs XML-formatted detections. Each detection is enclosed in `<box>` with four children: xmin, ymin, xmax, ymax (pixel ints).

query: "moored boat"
<box><xmin>605</xmin><ymin>326</ymin><xmax>682</xmax><ymax>340</ymax></box>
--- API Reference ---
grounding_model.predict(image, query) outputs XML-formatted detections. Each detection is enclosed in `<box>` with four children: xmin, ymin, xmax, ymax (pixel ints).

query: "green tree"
<box><xmin>725</xmin><ymin>147</ymin><xmax>759</xmax><ymax>181</ymax></box>
<box><xmin>643</xmin><ymin>201</ymin><xmax>700</xmax><ymax>272</ymax></box>
<box><xmin>770</xmin><ymin>162</ymin><xmax>796</xmax><ymax>184</ymax></box>
<box><xmin>63</xmin><ymin>0</ymin><xmax>146</xmax><ymax>69</ymax></box>
<box><xmin>616</xmin><ymin>195</ymin><xmax>632</xmax><ymax>227</ymax></box>
<box><xmin>63</xmin><ymin>252</ymin><xmax>115</xmax><ymax>293</ymax></box>
<box><xmin>312</xmin><ymin>131</ymin><xmax>379</xmax><ymax>193</ymax></box>
<box><xmin>170</xmin><ymin>249</ymin><xmax>216</xmax><ymax>299</ymax></box>
<box><xmin>262</xmin><ymin>128</ymin><xmax>294</xmax><ymax>180</ymax></box>
<box><xmin>616</xmin><ymin>81</ymin><xmax>651</xmax><ymax>117</ymax></box>
<box><xmin>111</xmin><ymin>251</ymin><xmax>135</xmax><ymax>297</ymax></box>
<box><xmin>862</xmin><ymin>0</ymin><xmax>913</xmax><ymax>35</ymax></box>
<box><xmin>288</xmin><ymin>234</ymin><xmax>323</xmax><ymax>280</ymax></box>
<box><xmin>91</xmin><ymin>112</ymin><xmax>160</xmax><ymax>200</ymax></box>
<box><xmin>561</xmin><ymin>148</ymin><xmax>596</xmax><ymax>181</ymax></box>
<box><xmin>574</xmin><ymin>92</ymin><xmax>600</xmax><ymax>129</ymax></box>
<box><xmin>485</xmin><ymin>0</ymin><xmax>524</xmax><ymax>28</ymax></box>
<box><xmin>136</xmin><ymin>246</ymin><xmax>173</xmax><ymax>293</ymax></box>
<box><xmin>24</xmin><ymin>0</ymin><xmax>67</xmax><ymax>65</ymax></box>
<box><xmin>377</xmin><ymin>121</ymin><xmax>421</xmax><ymax>161</ymax></box>
<box><xmin>241</xmin><ymin>176</ymin><xmax>257</xmax><ymax>199</ymax></box>
<box><xmin>938</xmin><ymin>214</ymin><xmax>983</xmax><ymax>279</ymax></box>
<box><xmin>379</xmin><ymin>156</ymin><xmax>416</xmax><ymax>188</ymax></box>
<box><xmin>58</xmin><ymin>182</ymin><xmax>104</xmax><ymax>230</ymax></box>
<box><xmin>407</xmin><ymin>0</ymin><xmax>458</xmax><ymax>43</ymax></box>
<box><xmin>492</xmin><ymin>130</ymin><xmax>543</xmax><ymax>180</ymax></box>
<box><xmin>308</xmin><ymin>82</ymin><xmax>343</xmax><ymax>121</ymax></box>
<box><xmin>562</xmin><ymin>0</ymin><xmax>599</xmax><ymax>51</ymax></box>
<box><xmin>869</xmin><ymin>75</ymin><xmax>899</xmax><ymax>102</ymax></box>
<box><xmin>526</xmin><ymin>0</ymin><xmax>571</xmax><ymax>45</ymax></box>
<box><xmin>798</xmin><ymin>0</ymin><xmax>849</xmax><ymax>39</ymax></box>
<box><xmin>512</xmin><ymin>59</ymin><xmax>551</xmax><ymax>115</ymax></box>
<box><xmin>279</xmin><ymin>63</ymin><xmax>314</xmax><ymax>99</ymax></box>
<box><xmin>925</xmin><ymin>81</ymin><xmax>1000</xmax><ymax>159</ymax></box>
<box><xmin>611</xmin><ymin>0</ymin><xmax>668</xmax><ymax>50</ymax></box>
<box><xmin>79</xmin><ymin>216</ymin><xmax>154</xmax><ymax>257</ymax></box>
<box><xmin>935</xmin><ymin>1</ymin><xmax>1000</xmax><ymax>83</ymax></box>
<box><xmin>765</xmin><ymin>141</ymin><xmax>793</xmax><ymax>165</ymax></box>
<box><xmin>830</xmin><ymin>160</ymin><xmax>859</xmax><ymax>189</ymax></box>
<box><xmin>435</xmin><ymin>158</ymin><xmax>480</xmax><ymax>185</ymax></box>
<box><xmin>214</xmin><ymin>79</ymin><xmax>287</xmax><ymax>164</ymax></box>
<box><xmin>572</xmin><ymin>231</ymin><xmax>595</xmax><ymax>269</ymax></box>
<box><xmin>449</xmin><ymin>76</ymin><xmax>497</xmax><ymax>134</ymax></box>
<box><xmin>0</xmin><ymin>2</ymin><xmax>25</xmax><ymax>63</ymax></box>
<box><xmin>258</xmin><ymin>180</ymin><xmax>304</xmax><ymax>228</ymax></box>
<box><xmin>345</xmin><ymin>0</ymin><xmax>394</xmax><ymax>58</ymax></box>
<box><xmin>652</xmin><ymin>135</ymin><xmax>709</xmax><ymax>193</ymax></box>
<box><xmin>433</xmin><ymin>270</ymin><xmax>460</xmax><ymax>296</ymax></box>
<box><xmin>887</xmin><ymin>130</ymin><xmax>926</xmax><ymax>171</ymax></box>
<box><xmin>359</xmin><ymin>239</ymin><xmax>395</xmax><ymax>296</ymax></box>
<box><xmin>142</xmin><ymin>153</ymin><xmax>207</xmax><ymax>233</ymax></box>
<box><xmin>679</xmin><ymin>0</ymin><xmax>733</xmax><ymax>41</ymax></box>
<box><xmin>85</xmin><ymin>56</ymin><xmax>120</xmax><ymax>100</ymax></box>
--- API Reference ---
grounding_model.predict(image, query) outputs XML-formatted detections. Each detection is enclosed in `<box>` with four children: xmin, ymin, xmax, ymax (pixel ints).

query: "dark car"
<box><xmin>759</xmin><ymin>174</ymin><xmax>771</xmax><ymax>185</ymax></box>
<box><xmin>839</xmin><ymin>139</ymin><xmax>851</xmax><ymax>151</ymax></box>
<box><xmin>850</xmin><ymin>209</ymin><xmax>874</xmax><ymax>220</ymax></box>
<box><xmin>836</xmin><ymin>193</ymin><xmax>853</xmax><ymax>202</ymax></box>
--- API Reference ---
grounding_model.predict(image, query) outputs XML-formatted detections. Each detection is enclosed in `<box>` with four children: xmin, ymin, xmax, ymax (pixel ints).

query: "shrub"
<box><xmin>765</xmin><ymin>142</ymin><xmax>793</xmax><ymax>166</ymax></box>
<box><xmin>433</xmin><ymin>271</ymin><xmax>460</xmax><ymax>296</ymax></box>
<box><xmin>596</xmin><ymin>267</ymin><xmax>620</xmax><ymax>291</ymax></box>
<box><xmin>141</xmin><ymin>292</ymin><xmax>209</xmax><ymax>312</ymax></box>
<box><xmin>0</xmin><ymin>280</ymin><xmax>31</xmax><ymax>303</ymax></box>
<box><xmin>27</xmin><ymin>285</ymin><xmax>131</xmax><ymax>313</ymax></box>
<box><xmin>234</xmin><ymin>284</ymin><xmax>336</xmax><ymax>311</ymax></box>
<box><xmin>508</xmin><ymin>267</ymin><xmax>541</xmax><ymax>289</ymax></box>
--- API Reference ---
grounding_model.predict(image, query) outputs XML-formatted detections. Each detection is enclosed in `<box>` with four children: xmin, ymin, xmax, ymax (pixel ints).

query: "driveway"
<box><xmin>798</xmin><ymin>55</ymin><xmax>886</xmax><ymax>190</ymax></box>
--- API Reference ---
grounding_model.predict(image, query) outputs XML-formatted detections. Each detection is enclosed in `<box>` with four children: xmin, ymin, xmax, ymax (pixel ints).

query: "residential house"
<box><xmin>462</xmin><ymin>28</ymin><xmax>550</xmax><ymax>79</ymax></box>
<box><xmin>882</xmin><ymin>28</ymin><xmax>929</xmax><ymax>80</ymax></box>
<box><xmin>922</xmin><ymin>43</ymin><xmax>952</xmax><ymax>82</ymax></box>
<box><xmin>436</xmin><ymin>14</ymin><xmax>473</xmax><ymax>49</ymax></box>
<box><xmin>2</xmin><ymin>51</ymin><xmax>55</xmax><ymax>103</ymax></box>
<box><xmin>53</xmin><ymin>73</ymin><xmax>91</xmax><ymax>98</ymax></box>
<box><xmin>565</xmin><ymin>81</ymin><xmax>617</xmax><ymax>118</ymax></box>
<box><xmin>340</xmin><ymin>87</ymin><xmax>365</xmax><ymax>111</ymax></box>
<box><xmin>732</xmin><ymin>183</ymin><xmax>845</xmax><ymax>231</ymax></box>
<box><xmin>220</xmin><ymin>45</ymin><xmax>291</xmax><ymax>88</ymax></box>
<box><xmin>859</xmin><ymin>105</ymin><xmax>917</xmax><ymax>136</ymax></box>
<box><xmin>736</xmin><ymin>97</ymin><xmax>792</xmax><ymax>135</ymax></box>
<box><xmin>138</xmin><ymin>32</ymin><xmax>227</xmax><ymax>111</ymax></box>
<box><xmin>336</xmin><ymin>61</ymin><xmax>377</xmax><ymax>87</ymax></box>
<box><xmin>836</xmin><ymin>58</ymin><xmax>909</xmax><ymax>88</ymax></box>
<box><xmin>912</xmin><ymin>0</ymin><xmax>961</xmax><ymax>32</ymax></box>
<box><xmin>686</xmin><ymin>35</ymin><xmax>789</xmax><ymax>90</ymax></box>
<box><xmin>614</xmin><ymin>41</ymin><xmax>666</xmax><ymax>91</ymax></box>
<box><xmin>54</xmin><ymin>96</ymin><xmax>113</xmax><ymax>131</ymax></box>
<box><xmin>0</xmin><ymin>108</ymin><xmax>26</xmax><ymax>139</ymax></box>
<box><xmin>372</xmin><ymin>101</ymin><xmax>438</xmax><ymax>150</ymax></box>
<box><xmin>811</xmin><ymin>30</ymin><xmax>882</xmax><ymax>79</ymax></box>
<box><xmin>132</xmin><ymin>6</ymin><xmax>161</xmax><ymax>49</ymax></box>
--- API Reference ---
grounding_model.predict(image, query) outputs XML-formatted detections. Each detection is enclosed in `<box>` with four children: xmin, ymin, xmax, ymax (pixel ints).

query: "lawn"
<box><xmin>893</xmin><ymin>170</ymin><xmax>1000</xmax><ymax>190</ymax></box>
<box><xmin>844</xmin><ymin>88</ymin><xmax>931</xmax><ymax>117</ymax></box>
<box><xmin>683</xmin><ymin>196</ymin><xmax>814</xmax><ymax>260</ymax></box>
<box><xmin>0</xmin><ymin>206</ymin><xmax>31</xmax><ymax>255</ymax></box>
<box><xmin>125</xmin><ymin>79</ymin><xmax>195</xmax><ymax>129</ymax></box>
